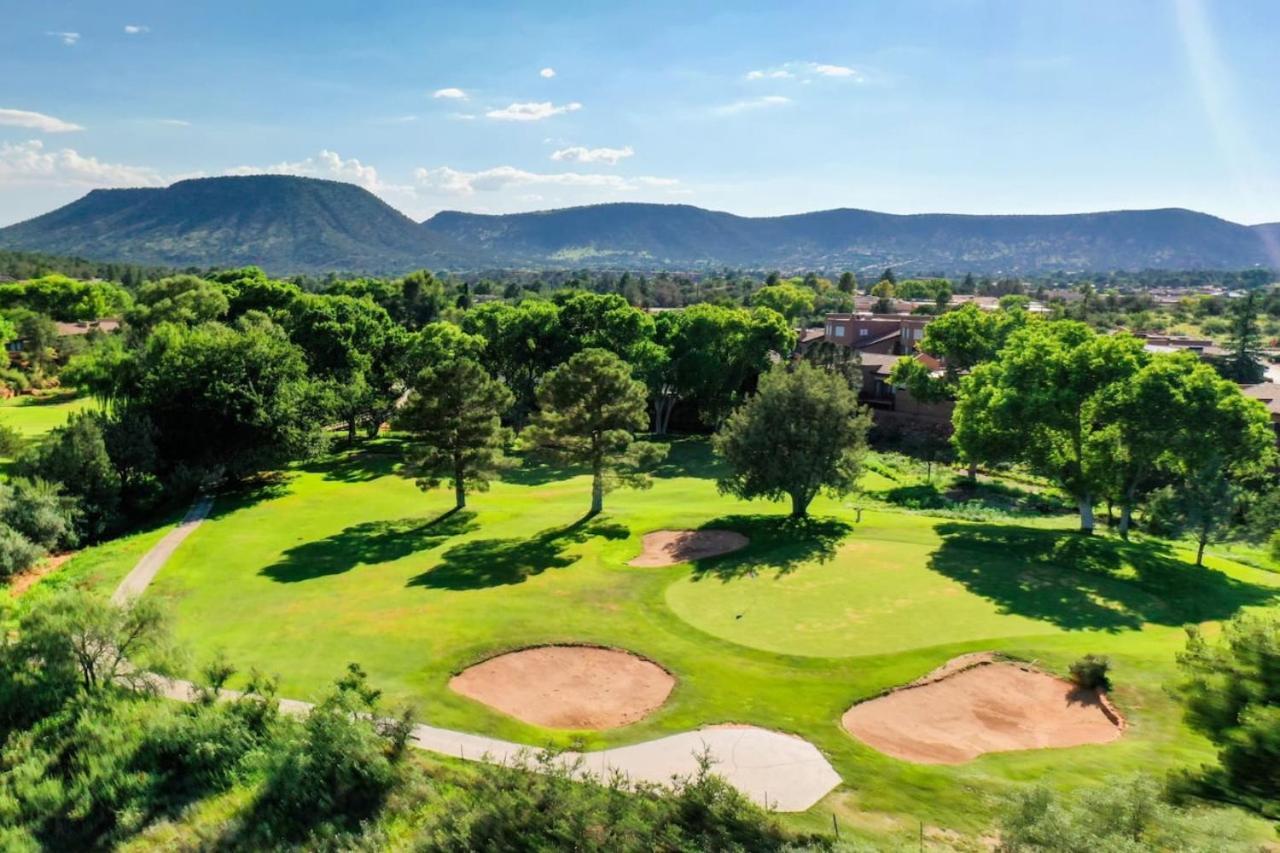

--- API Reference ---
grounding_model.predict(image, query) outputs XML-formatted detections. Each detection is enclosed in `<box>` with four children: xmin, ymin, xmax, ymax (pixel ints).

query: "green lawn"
<box><xmin>93</xmin><ymin>437</ymin><xmax>1279</xmax><ymax>844</ymax></box>
<box><xmin>0</xmin><ymin>389</ymin><xmax>94</xmax><ymax>438</ymax></box>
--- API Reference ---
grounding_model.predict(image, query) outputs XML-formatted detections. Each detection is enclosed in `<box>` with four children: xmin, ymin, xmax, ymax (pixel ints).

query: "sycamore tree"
<box><xmin>714</xmin><ymin>361</ymin><xmax>871</xmax><ymax>518</ymax></box>
<box><xmin>645</xmin><ymin>304</ymin><xmax>794</xmax><ymax>434</ymax></box>
<box><xmin>394</xmin><ymin>358</ymin><xmax>514</xmax><ymax>511</ymax></box>
<box><xmin>525</xmin><ymin>349</ymin><xmax>664</xmax><ymax>516</ymax></box>
<box><xmin>461</xmin><ymin>300</ymin><xmax>565</xmax><ymax>426</ymax></box>
<box><xmin>751</xmin><ymin>284</ymin><xmax>814</xmax><ymax>323</ymax></box>
<box><xmin>953</xmin><ymin>322</ymin><xmax>1147</xmax><ymax>533</ymax></box>
<box><xmin>1144</xmin><ymin>369</ymin><xmax>1276</xmax><ymax>565</ymax></box>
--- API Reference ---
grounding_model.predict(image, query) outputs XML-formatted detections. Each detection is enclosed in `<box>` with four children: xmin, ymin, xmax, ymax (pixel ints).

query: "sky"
<box><xmin>2</xmin><ymin>0</ymin><xmax>1280</xmax><ymax>227</ymax></box>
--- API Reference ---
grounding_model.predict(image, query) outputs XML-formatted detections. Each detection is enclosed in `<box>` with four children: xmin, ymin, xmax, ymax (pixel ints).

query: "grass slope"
<box><xmin>121</xmin><ymin>438</ymin><xmax>1278</xmax><ymax>843</ymax></box>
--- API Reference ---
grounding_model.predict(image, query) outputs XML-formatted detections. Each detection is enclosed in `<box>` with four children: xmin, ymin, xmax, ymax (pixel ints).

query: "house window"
<box><xmin>834</xmin><ymin>325</ymin><xmax>846</xmax><ymax>338</ymax></box>
<box><xmin>859</xmin><ymin>328</ymin><xmax>869</xmax><ymax>337</ymax></box>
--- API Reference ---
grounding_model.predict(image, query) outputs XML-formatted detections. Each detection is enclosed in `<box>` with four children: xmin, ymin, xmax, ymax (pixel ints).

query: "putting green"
<box><xmin>663</xmin><ymin>511</ymin><xmax>1261</xmax><ymax>658</ymax></box>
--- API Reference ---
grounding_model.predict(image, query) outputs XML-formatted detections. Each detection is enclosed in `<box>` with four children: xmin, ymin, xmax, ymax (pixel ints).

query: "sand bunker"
<box><xmin>629</xmin><ymin>529</ymin><xmax>749</xmax><ymax>567</ymax></box>
<box><xmin>449</xmin><ymin>645</ymin><xmax>675</xmax><ymax>730</ymax></box>
<box><xmin>842</xmin><ymin>659</ymin><xmax>1123</xmax><ymax>764</ymax></box>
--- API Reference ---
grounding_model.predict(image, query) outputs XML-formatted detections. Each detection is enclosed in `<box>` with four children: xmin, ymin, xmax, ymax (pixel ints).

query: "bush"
<box><xmin>999</xmin><ymin>775</ymin><xmax>1258</xmax><ymax>852</ymax></box>
<box><xmin>0</xmin><ymin>478</ymin><xmax>78</xmax><ymax>552</ymax></box>
<box><xmin>16</xmin><ymin>413</ymin><xmax>123</xmax><ymax>542</ymax></box>
<box><xmin>1069</xmin><ymin>654</ymin><xmax>1111</xmax><ymax>691</ymax></box>
<box><xmin>0</xmin><ymin>524</ymin><xmax>42</xmax><ymax>579</ymax></box>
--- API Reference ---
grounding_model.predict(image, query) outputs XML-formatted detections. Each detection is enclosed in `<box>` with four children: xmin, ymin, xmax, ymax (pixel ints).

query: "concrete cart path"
<box><xmin>119</xmin><ymin>500</ymin><xmax>843</xmax><ymax>812</ymax></box>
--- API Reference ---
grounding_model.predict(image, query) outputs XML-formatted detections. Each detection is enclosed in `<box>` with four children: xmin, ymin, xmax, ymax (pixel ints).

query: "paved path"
<box><xmin>116</xmin><ymin>499</ymin><xmax>842</xmax><ymax>812</ymax></box>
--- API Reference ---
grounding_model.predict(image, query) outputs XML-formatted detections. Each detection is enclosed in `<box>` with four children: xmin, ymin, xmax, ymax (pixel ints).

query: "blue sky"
<box><xmin>2</xmin><ymin>0</ymin><xmax>1279</xmax><ymax>227</ymax></box>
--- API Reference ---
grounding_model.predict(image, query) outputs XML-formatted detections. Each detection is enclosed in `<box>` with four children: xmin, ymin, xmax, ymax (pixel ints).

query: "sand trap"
<box><xmin>629</xmin><ymin>529</ymin><xmax>749</xmax><ymax>567</ymax></box>
<box><xmin>842</xmin><ymin>659</ymin><xmax>1123</xmax><ymax>764</ymax></box>
<box><xmin>449</xmin><ymin>645</ymin><xmax>675</xmax><ymax>730</ymax></box>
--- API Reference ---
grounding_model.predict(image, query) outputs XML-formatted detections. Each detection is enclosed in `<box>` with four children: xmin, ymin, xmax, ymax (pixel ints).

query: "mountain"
<box><xmin>2</xmin><ymin>175</ymin><xmax>1276</xmax><ymax>274</ymax></box>
<box><xmin>0</xmin><ymin>175</ymin><xmax>473</xmax><ymax>274</ymax></box>
<box><xmin>423</xmin><ymin>204</ymin><xmax>1276</xmax><ymax>273</ymax></box>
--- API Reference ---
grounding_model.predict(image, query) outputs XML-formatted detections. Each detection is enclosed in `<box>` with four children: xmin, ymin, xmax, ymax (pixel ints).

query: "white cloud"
<box><xmin>712</xmin><ymin>95</ymin><xmax>791</xmax><ymax>116</ymax></box>
<box><xmin>413</xmin><ymin>164</ymin><xmax>677</xmax><ymax>196</ymax></box>
<box><xmin>123</xmin><ymin>24</ymin><xmax>149</xmax><ymax>34</ymax></box>
<box><xmin>745</xmin><ymin>61</ymin><xmax>864</xmax><ymax>83</ymax></box>
<box><xmin>486</xmin><ymin>101</ymin><xmax>581</xmax><ymax>121</ymax></box>
<box><xmin>46</xmin><ymin>31</ymin><xmax>80</xmax><ymax>46</ymax></box>
<box><xmin>812</xmin><ymin>63</ymin><xmax>858</xmax><ymax>77</ymax></box>
<box><xmin>155</xmin><ymin>118</ymin><xmax>191</xmax><ymax>127</ymax></box>
<box><xmin>0</xmin><ymin>139</ymin><xmax>163</xmax><ymax>187</ymax></box>
<box><xmin>226</xmin><ymin>150</ymin><xmax>390</xmax><ymax>192</ymax></box>
<box><xmin>432</xmin><ymin>87</ymin><xmax>467</xmax><ymax>100</ymax></box>
<box><xmin>0</xmin><ymin>108</ymin><xmax>83</xmax><ymax>133</ymax></box>
<box><xmin>550</xmin><ymin>145</ymin><xmax>634</xmax><ymax>165</ymax></box>
<box><xmin>539</xmin><ymin>67</ymin><xmax>556</xmax><ymax>78</ymax></box>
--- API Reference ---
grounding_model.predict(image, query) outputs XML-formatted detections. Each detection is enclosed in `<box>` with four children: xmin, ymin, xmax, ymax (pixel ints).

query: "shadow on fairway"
<box><xmin>306</xmin><ymin>444</ymin><xmax>404</xmax><ymax>483</ymax></box>
<box><xmin>687</xmin><ymin>514</ymin><xmax>853</xmax><ymax>582</ymax></box>
<box><xmin>409</xmin><ymin>515</ymin><xmax>629</xmax><ymax>590</ymax></box>
<box><xmin>260</xmin><ymin>510</ymin><xmax>478</xmax><ymax>583</ymax></box>
<box><xmin>927</xmin><ymin>523</ymin><xmax>1277</xmax><ymax>631</ymax></box>
<box><xmin>648</xmin><ymin>436</ymin><xmax>724</xmax><ymax>481</ymax></box>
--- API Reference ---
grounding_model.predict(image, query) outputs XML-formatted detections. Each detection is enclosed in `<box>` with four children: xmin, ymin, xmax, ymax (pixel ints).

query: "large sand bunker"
<box><xmin>842</xmin><ymin>657</ymin><xmax>1124</xmax><ymax>764</ymax></box>
<box><xmin>629</xmin><ymin>529</ymin><xmax>749</xmax><ymax>567</ymax></box>
<box><xmin>449</xmin><ymin>645</ymin><xmax>675</xmax><ymax>730</ymax></box>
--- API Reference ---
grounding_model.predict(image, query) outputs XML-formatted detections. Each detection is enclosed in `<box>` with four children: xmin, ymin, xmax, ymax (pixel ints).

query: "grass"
<box><xmin>0</xmin><ymin>388</ymin><xmax>94</xmax><ymax>438</ymax></box>
<box><xmin>70</xmin><ymin>437</ymin><xmax>1280</xmax><ymax>844</ymax></box>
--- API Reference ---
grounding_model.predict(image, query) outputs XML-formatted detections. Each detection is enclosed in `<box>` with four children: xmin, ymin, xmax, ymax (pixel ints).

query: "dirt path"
<box><xmin>114</xmin><ymin>500</ymin><xmax>842</xmax><ymax>812</ymax></box>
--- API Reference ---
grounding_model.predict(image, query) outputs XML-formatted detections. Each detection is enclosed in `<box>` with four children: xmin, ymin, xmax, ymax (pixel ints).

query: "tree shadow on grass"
<box><xmin>261</xmin><ymin>509</ymin><xmax>478</xmax><ymax>583</ymax></box>
<box><xmin>408</xmin><ymin>515</ymin><xmax>629</xmax><ymax>590</ymax></box>
<box><xmin>687</xmin><ymin>514</ymin><xmax>853</xmax><ymax>582</ymax></box>
<box><xmin>494</xmin><ymin>450</ymin><xmax>590</xmax><ymax>487</ymax></box>
<box><xmin>648</xmin><ymin>436</ymin><xmax>725</xmax><ymax>481</ymax></box>
<box><xmin>302</xmin><ymin>444</ymin><xmax>404</xmax><ymax>483</ymax></box>
<box><xmin>927</xmin><ymin>522</ymin><xmax>1277</xmax><ymax>632</ymax></box>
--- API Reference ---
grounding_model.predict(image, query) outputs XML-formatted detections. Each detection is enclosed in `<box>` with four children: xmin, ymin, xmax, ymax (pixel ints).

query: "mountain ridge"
<box><xmin>1</xmin><ymin>175</ymin><xmax>1275</xmax><ymax>274</ymax></box>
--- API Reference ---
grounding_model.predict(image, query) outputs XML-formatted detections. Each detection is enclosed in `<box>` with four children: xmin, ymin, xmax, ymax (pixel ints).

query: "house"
<box><xmin>822</xmin><ymin>312</ymin><xmax>953</xmax><ymax>431</ymax></box>
<box><xmin>1240</xmin><ymin>383</ymin><xmax>1280</xmax><ymax>449</ymax></box>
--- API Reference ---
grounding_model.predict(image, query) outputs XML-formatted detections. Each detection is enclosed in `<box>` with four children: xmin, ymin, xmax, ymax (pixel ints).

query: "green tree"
<box><xmin>1219</xmin><ymin>290</ymin><xmax>1265</xmax><ymax>383</ymax></box>
<box><xmin>714</xmin><ymin>361</ymin><xmax>871</xmax><ymax>518</ymax></box>
<box><xmin>287</xmin><ymin>294</ymin><xmax>406</xmax><ymax>443</ymax></box>
<box><xmin>645</xmin><ymin>304</ymin><xmax>795</xmax><ymax>433</ymax></box>
<box><xmin>837</xmin><ymin>271</ymin><xmax>857</xmax><ymax>294</ymax></box>
<box><xmin>125</xmin><ymin>275</ymin><xmax>229</xmax><ymax>340</ymax></box>
<box><xmin>751</xmin><ymin>284</ymin><xmax>814</xmax><ymax>323</ymax></box>
<box><xmin>395</xmin><ymin>358</ymin><xmax>514</xmax><ymax>510</ymax></box>
<box><xmin>112</xmin><ymin>317</ymin><xmax>329</xmax><ymax>484</ymax></box>
<box><xmin>953</xmin><ymin>323</ymin><xmax>1147</xmax><ymax>532</ymax></box>
<box><xmin>1174</xmin><ymin>612</ymin><xmax>1280</xmax><ymax>817</ymax></box>
<box><xmin>461</xmin><ymin>300</ymin><xmax>564</xmax><ymax>426</ymax></box>
<box><xmin>525</xmin><ymin>349</ymin><xmax>664</xmax><ymax>515</ymax></box>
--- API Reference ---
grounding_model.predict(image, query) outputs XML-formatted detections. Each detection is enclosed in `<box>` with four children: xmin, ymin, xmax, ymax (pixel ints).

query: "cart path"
<box><xmin>115</xmin><ymin>499</ymin><xmax>842</xmax><ymax>812</ymax></box>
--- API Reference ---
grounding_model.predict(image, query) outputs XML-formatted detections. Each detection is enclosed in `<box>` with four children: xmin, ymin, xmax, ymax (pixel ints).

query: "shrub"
<box><xmin>1069</xmin><ymin>654</ymin><xmax>1112</xmax><ymax>691</ymax></box>
<box><xmin>16</xmin><ymin>413</ymin><xmax>122</xmax><ymax>542</ymax></box>
<box><xmin>0</xmin><ymin>524</ymin><xmax>42</xmax><ymax>579</ymax></box>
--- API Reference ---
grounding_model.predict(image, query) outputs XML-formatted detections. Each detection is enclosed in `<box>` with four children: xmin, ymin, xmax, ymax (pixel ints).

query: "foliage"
<box><xmin>1216</xmin><ymin>290</ymin><xmax>1265</xmax><ymax>383</ymax></box>
<box><xmin>110</xmin><ymin>317</ymin><xmax>330</xmax><ymax>484</ymax></box>
<box><xmin>525</xmin><ymin>348</ymin><xmax>664</xmax><ymax>514</ymax></box>
<box><xmin>16</xmin><ymin>412</ymin><xmax>123</xmax><ymax>541</ymax></box>
<box><xmin>1173</xmin><ymin>612</ymin><xmax>1280</xmax><ymax>817</ymax></box>
<box><xmin>714</xmin><ymin>361</ymin><xmax>871</xmax><ymax>517</ymax></box>
<box><xmin>245</xmin><ymin>663</ymin><xmax>414</xmax><ymax>843</ymax></box>
<box><xmin>461</xmin><ymin>299</ymin><xmax>567</xmax><ymax>425</ymax></box>
<box><xmin>125</xmin><ymin>275</ymin><xmax>230</xmax><ymax>340</ymax></box>
<box><xmin>751</xmin><ymin>283</ymin><xmax>814</xmax><ymax>321</ymax></box>
<box><xmin>998</xmin><ymin>775</ymin><xmax>1257</xmax><ymax>852</ymax></box>
<box><xmin>0</xmin><ymin>275</ymin><xmax>131</xmax><ymax>321</ymax></box>
<box><xmin>395</xmin><ymin>357</ymin><xmax>515</xmax><ymax>509</ymax></box>
<box><xmin>420</xmin><ymin>749</ymin><xmax>795</xmax><ymax>852</ymax></box>
<box><xmin>1069</xmin><ymin>654</ymin><xmax>1111</xmax><ymax>690</ymax></box>
<box><xmin>889</xmin><ymin>302</ymin><xmax>1028</xmax><ymax>401</ymax></box>
<box><xmin>953</xmin><ymin>322</ymin><xmax>1148</xmax><ymax>531</ymax></box>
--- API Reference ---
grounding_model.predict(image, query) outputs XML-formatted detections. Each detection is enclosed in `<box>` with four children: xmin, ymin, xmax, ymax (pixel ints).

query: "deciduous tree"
<box><xmin>714</xmin><ymin>361</ymin><xmax>871</xmax><ymax>518</ymax></box>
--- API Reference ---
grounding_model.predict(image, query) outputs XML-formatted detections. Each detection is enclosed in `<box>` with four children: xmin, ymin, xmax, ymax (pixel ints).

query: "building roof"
<box><xmin>1241</xmin><ymin>383</ymin><xmax>1280</xmax><ymax>420</ymax></box>
<box><xmin>55</xmin><ymin>319</ymin><xmax>121</xmax><ymax>336</ymax></box>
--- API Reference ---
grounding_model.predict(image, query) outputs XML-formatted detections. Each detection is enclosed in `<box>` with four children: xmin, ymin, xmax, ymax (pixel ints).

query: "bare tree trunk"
<box><xmin>1078</xmin><ymin>495</ymin><xmax>1094</xmax><ymax>534</ymax></box>
<box><xmin>1118</xmin><ymin>504</ymin><xmax>1133</xmax><ymax>540</ymax></box>
<box><xmin>967</xmin><ymin>461</ymin><xmax>978</xmax><ymax>481</ymax></box>
<box><xmin>590</xmin><ymin>468</ymin><xmax>604</xmax><ymax>515</ymax></box>
<box><xmin>454</xmin><ymin>457</ymin><xmax>467</xmax><ymax>509</ymax></box>
<box><xmin>347</xmin><ymin>418</ymin><xmax>358</xmax><ymax>445</ymax></box>
<box><xmin>790</xmin><ymin>492</ymin><xmax>808</xmax><ymax>518</ymax></box>
<box><xmin>1196</xmin><ymin>529</ymin><xmax>1208</xmax><ymax>566</ymax></box>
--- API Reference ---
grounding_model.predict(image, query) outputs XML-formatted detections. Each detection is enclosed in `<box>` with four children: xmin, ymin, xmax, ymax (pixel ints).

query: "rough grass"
<box><xmin>68</xmin><ymin>437</ymin><xmax>1280</xmax><ymax>844</ymax></box>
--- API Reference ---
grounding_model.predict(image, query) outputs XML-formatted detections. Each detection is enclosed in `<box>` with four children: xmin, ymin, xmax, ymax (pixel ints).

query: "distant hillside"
<box><xmin>0</xmin><ymin>176</ymin><xmax>473</xmax><ymax>274</ymax></box>
<box><xmin>2</xmin><ymin>175</ymin><xmax>1276</xmax><ymax>274</ymax></box>
<box><xmin>423</xmin><ymin>204</ymin><xmax>1276</xmax><ymax>273</ymax></box>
